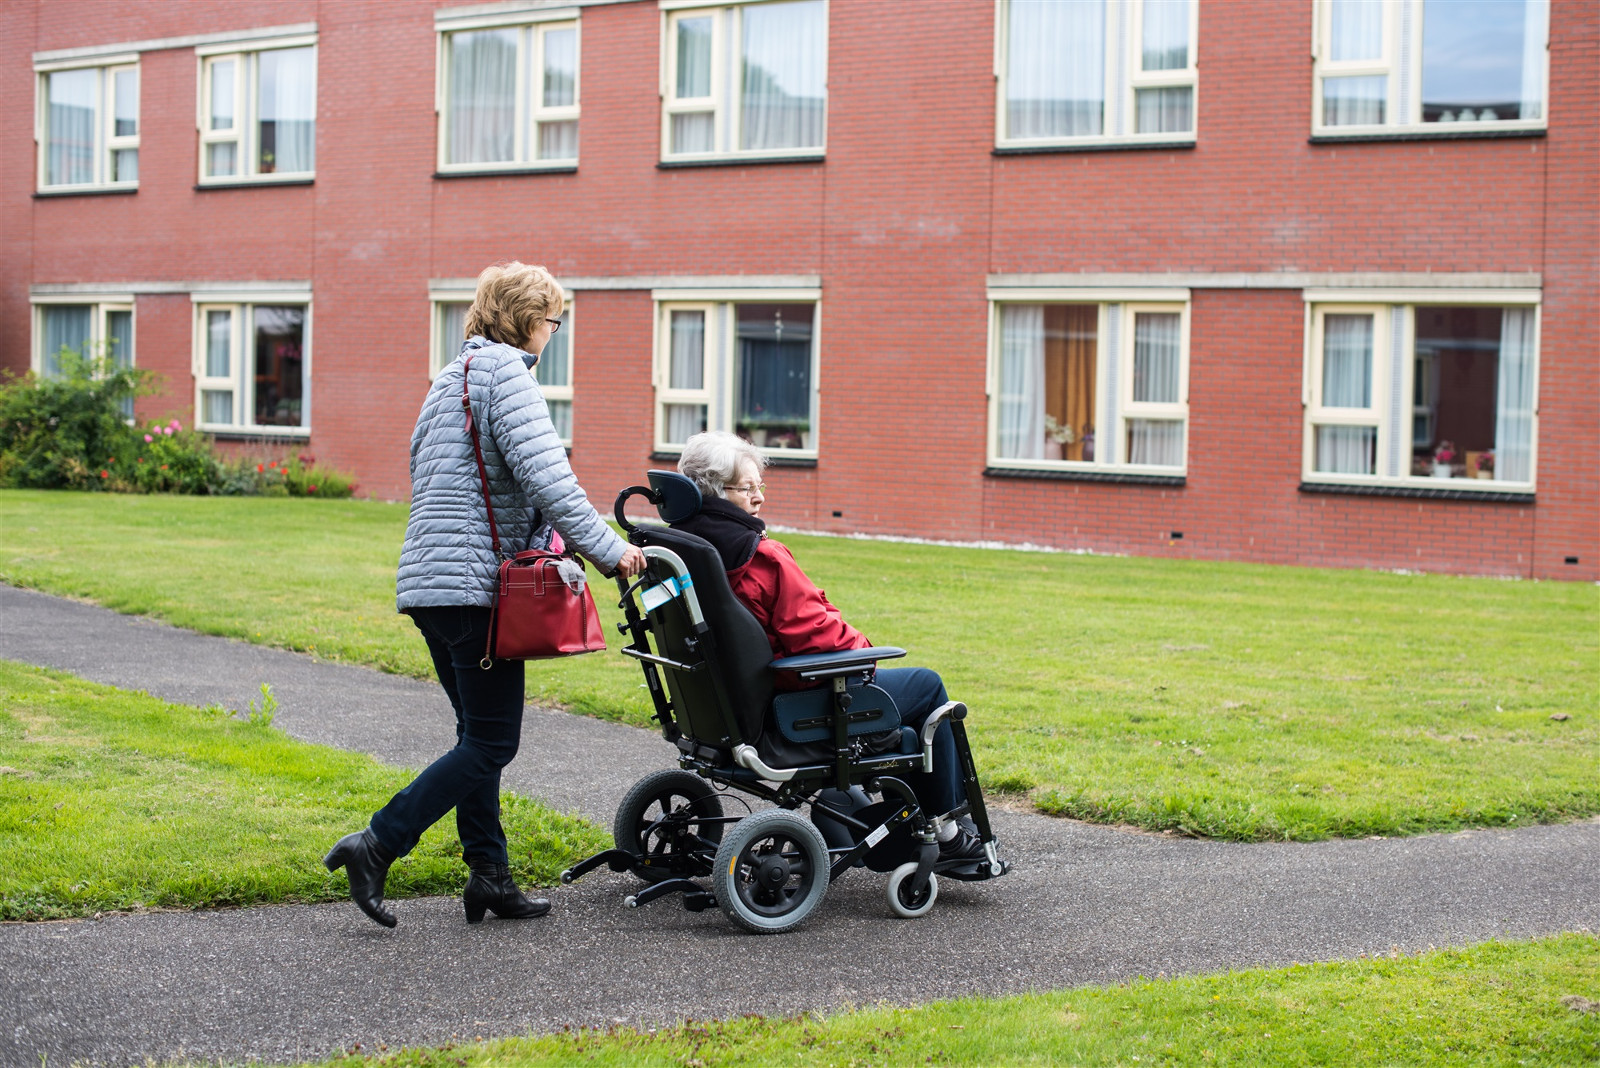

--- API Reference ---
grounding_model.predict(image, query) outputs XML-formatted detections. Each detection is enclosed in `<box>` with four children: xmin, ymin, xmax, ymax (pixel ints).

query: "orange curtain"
<box><xmin>1044</xmin><ymin>305</ymin><xmax>1096</xmax><ymax>461</ymax></box>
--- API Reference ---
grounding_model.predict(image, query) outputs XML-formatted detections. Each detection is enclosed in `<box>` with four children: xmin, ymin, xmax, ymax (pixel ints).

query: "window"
<box><xmin>988</xmin><ymin>296</ymin><xmax>1190</xmax><ymax>472</ymax></box>
<box><xmin>198</xmin><ymin>40</ymin><xmax>317</xmax><ymax>182</ymax></box>
<box><xmin>35</xmin><ymin>61</ymin><xmax>139</xmax><ymax>190</ymax></box>
<box><xmin>430</xmin><ymin>297</ymin><xmax>575</xmax><ymax>445</ymax></box>
<box><xmin>997</xmin><ymin>0</ymin><xmax>1198</xmax><ymax>148</ymax></box>
<box><xmin>437</xmin><ymin>17</ymin><xmax>579</xmax><ymax>170</ymax></box>
<box><xmin>654</xmin><ymin>296</ymin><xmax>819</xmax><ymax>455</ymax></box>
<box><xmin>662</xmin><ymin>0</ymin><xmax>827</xmax><ymax>161</ymax></box>
<box><xmin>32</xmin><ymin>300</ymin><xmax>135</xmax><ymax>416</ymax></box>
<box><xmin>194</xmin><ymin>302</ymin><xmax>310</xmax><ymax>433</ymax></box>
<box><xmin>1312</xmin><ymin>0</ymin><xmax>1548</xmax><ymax>134</ymax></box>
<box><xmin>1303</xmin><ymin>295</ymin><xmax>1539</xmax><ymax>488</ymax></box>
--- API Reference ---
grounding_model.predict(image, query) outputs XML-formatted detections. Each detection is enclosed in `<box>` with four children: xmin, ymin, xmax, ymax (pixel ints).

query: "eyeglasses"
<box><xmin>727</xmin><ymin>482</ymin><xmax>766</xmax><ymax>496</ymax></box>
<box><xmin>546</xmin><ymin>318</ymin><xmax>562</xmax><ymax>333</ymax></box>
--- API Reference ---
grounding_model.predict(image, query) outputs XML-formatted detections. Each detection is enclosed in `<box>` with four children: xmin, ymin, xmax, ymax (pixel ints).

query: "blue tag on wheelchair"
<box><xmin>640</xmin><ymin>576</ymin><xmax>684</xmax><ymax>612</ymax></box>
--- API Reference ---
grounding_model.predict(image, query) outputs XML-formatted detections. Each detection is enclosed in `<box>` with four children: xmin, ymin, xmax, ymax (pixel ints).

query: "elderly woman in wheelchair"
<box><xmin>561</xmin><ymin>432</ymin><xmax>1009</xmax><ymax>933</ymax></box>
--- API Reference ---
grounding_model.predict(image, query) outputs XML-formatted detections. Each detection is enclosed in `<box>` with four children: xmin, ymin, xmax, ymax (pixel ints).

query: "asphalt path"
<box><xmin>2</xmin><ymin>584</ymin><xmax>1596</xmax><ymax>1067</ymax></box>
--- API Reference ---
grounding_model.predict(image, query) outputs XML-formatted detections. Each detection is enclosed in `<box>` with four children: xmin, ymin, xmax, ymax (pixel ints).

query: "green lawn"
<box><xmin>1</xmin><ymin>490</ymin><xmax>1595</xmax><ymax>841</ymax></box>
<box><xmin>306</xmin><ymin>935</ymin><xmax>1600</xmax><ymax>1067</ymax></box>
<box><xmin>0</xmin><ymin>659</ymin><xmax>607</xmax><ymax>920</ymax></box>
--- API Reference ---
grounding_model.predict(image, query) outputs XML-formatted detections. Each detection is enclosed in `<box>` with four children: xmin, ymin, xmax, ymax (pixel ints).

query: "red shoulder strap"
<box><xmin>461</xmin><ymin>355</ymin><xmax>500</xmax><ymax>558</ymax></box>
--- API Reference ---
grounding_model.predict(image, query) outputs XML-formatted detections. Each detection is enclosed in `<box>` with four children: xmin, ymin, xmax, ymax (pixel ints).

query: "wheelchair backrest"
<box><xmin>634</xmin><ymin>525</ymin><xmax>774</xmax><ymax>748</ymax></box>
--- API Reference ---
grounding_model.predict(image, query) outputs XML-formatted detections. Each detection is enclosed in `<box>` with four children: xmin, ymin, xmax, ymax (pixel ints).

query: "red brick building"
<box><xmin>5</xmin><ymin>0</ymin><xmax>1595</xmax><ymax>579</ymax></box>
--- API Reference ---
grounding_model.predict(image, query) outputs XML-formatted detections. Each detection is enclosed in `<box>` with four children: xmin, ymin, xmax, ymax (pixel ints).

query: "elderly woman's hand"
<box><xmin>615</xmin><ymin>545</ymin><xmax>647</xmax><ymax>578</ymax></box>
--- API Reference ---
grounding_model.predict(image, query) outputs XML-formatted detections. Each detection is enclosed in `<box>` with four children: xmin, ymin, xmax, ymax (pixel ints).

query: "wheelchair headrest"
<box><xmin>646</xmin><ymin>470</ymin><xmax>703</xmax><ymax>523</ymax></box>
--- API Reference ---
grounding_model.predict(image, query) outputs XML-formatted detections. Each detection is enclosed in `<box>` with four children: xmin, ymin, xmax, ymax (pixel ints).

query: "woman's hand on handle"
<box><xmin>614</xmin><ymin>545</ymin><xmax>647</xmax><ymax>578</ymax></box>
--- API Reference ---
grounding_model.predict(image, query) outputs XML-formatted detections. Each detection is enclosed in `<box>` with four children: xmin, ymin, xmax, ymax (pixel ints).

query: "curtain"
<box><xmin>1323</xmin><ymin>75</ymin><xmax>1385</xmax><ymax>125</ymax></box>
<box><xmin>450</xmin><ymin>29</ymin><xmax>517</xmax><ymax>164</ymax></box>
<box><xmin>1127</xmin><ymin>420</ymin><xmax>1184</xmax><ymax>466</ymax></box>
<box><xmin>1316</xmin><ymin>426</ymin><xmax>1376</xmax><ymax>474</ymax></box>
<box><xmin>42</xmin><ymin>305</ymin><xmax>92</xmax><ymax>378</ymax></box>
<box><xmin>670</xmin><ymin>311</ymin><xmax>705</xmax><ymax>389</ymax></box>
<box><xmin>1044</xmin><ymin>305</ymin><xmax>1096</xmax><ymax>461</ymax></box>
<box><xmin>47</xmin><ymin>69</ymin><xmax>96</xmax><ymax>186</ymax></box>
<box><xmin>998</xmin><ymin>305</ymin><xmax>1046</xmax><ymax>459</ymax></box>
<box><xmin>1136</xmin><ymin>87</ymin><xmax>1193</xmax><ymax>133</ymax></box>
<box><xmin>1132</xmin><ymin>312</ymin><xmax>1180</xmax><ymax>403</ymax></box>
<box><xmin>540</xmin><ymin>318</ymin><xmax>570</xmax><ymax>387</ymax></box>
<box><xmin>539</xmin><ymin>28</ymin><xmax>578</xmax><ymax>160</ymax></box>
<box><xmin>1521</xmin><ymin>0</ymin><xmax>1549</xmax><ymax>119</ymax></box>
<box><xmin>741</xmin><ymin>0</ymin><xmax>826</xmax><ymax>150</ymax></box>
<box><xmin>259</xmin><ymin>47</ymin><xmax>316</xmax><ymax>174</ymax></box>
<box><xmin>108</xmin><ymin>310</ymin><xmax>134</xmax><ymax>417</ymax></box>
<box><xmin>1007</xmin><ymin>0</ymin><xmax>1104</xmax><ymax>139</ymax></box>
<box><xmin>666</xmin><ymin>405</ymin><xmax>705</xmax><ymax>443</ymax></box>
<box><xmin>1494</xmin><ymin>307</ymin><xmax>1536</xmax><ymax>482</ymax></box>
<box><xmin>206</xmin><ymin>310</ymin><xmax>232</xmax><ymax>377</ymax></box>
<box><xmin>1329</xmin><ymin>0</ymin><xmax>1384</xmax><ymax>60</ymax></box>
<box><xmin>1323</xmin><ymin>314</ymin><xmax>1372</xmax><ymax>408</ymax></box>
<box><xmin>1142</xmin><ymin>0</ymin><xmax>1189</xmax><ymax>70</ymax></box>
<box><xmin>438</xmin><ymin>303</ymin><xmax>468</xmax><ymax>373</ymax></box>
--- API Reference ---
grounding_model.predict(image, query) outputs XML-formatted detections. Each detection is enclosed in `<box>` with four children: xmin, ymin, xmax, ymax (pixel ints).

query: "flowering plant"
<box><xmin>1043</xmin><ymin>414</ymin><xmax>1076</xmax><ymax>445</ymax></box>
<box><xmin>1477</xmin><ymin>450</ymin><xmax>1494</xmax><ymax>473</ymax></box>
<box><xmin>1433</xmin><ymin>440</ymin><xmax>1458</xmax><ymax>465</ymax></box>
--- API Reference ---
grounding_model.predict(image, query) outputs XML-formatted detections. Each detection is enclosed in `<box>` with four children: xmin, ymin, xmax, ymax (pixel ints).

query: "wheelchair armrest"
<box><xmin>769</xmin><ymin>646</ymin><xmax>907</xmax><ymax>680</ymax></box>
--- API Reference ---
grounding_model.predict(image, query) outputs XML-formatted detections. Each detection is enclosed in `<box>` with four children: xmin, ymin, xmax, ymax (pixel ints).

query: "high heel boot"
<box><xmin>323</xmin><ymin>828</ymin><xmax>398</xmax><ymax>928</ymax></box>
<box><xmin>462</xmin><ymin>862</ymin><xmax>551</xmax><ymax>923</ymax></box>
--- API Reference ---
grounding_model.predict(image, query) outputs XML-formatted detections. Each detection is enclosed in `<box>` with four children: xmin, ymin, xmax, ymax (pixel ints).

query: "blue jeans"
<box><xmin>873</xmin><ymin>667</ymin><xmax>963</xmax><ymax>817</ymax></box>
<box><xmin>370</xmin><ymin>606</ymin><xmax>525</xmax><ymax>867</ymax></box>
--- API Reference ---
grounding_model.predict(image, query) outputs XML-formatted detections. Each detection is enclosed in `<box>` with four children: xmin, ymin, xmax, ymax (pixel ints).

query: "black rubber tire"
<box><xmin>886</xmin><ymin>860</ymin><xmax>939</xmax><ymax>919</ymax></box>
<box><xmin>612</xmin><ymin>769</ymin><xmax>722</xmax><ymax>883</ymax></box>
<box><xmin>711</xmin><ymin>809</ymin><xmax>830</xmax><ymax>934</ymax></box>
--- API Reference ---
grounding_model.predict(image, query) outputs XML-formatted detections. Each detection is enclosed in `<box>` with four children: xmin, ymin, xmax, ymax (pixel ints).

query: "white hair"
<box><xmin>677</xmin><ymin>431</ymin><xmax>766</xmax><ymax>499</ymax></box>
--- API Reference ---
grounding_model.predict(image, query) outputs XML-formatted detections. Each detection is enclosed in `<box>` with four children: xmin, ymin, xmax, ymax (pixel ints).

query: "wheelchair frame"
<box><xmin>560</xmin><ymin>479</ymin><xmax>1008</xmax><ymax>933</ymax></box>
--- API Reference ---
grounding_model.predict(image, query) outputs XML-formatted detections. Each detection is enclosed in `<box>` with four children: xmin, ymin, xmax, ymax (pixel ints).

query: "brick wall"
<box><xmin>3</xmin><ymin>0</ymin><xmax>1594</xmax><ymax>580</ymax></box>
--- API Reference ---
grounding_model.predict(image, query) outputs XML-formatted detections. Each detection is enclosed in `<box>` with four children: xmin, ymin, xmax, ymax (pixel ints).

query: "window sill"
<box><xmin>1309</xmin><ymin>127</ymin><xmax>1545</xmax><ymax>145</ymax></box>
<box><xmin>657</xmin><ymin>152</ymin><xmax>824</xmax><ymax>170</ymax></box>
<box><xmin>1298</xmin><ymin>481</ymin><xmax>1534</xmax><ymax>504</ymax></box>
<box><xmin>985</xmin><ymin>466</ymin><xmax>1185</xmax><ymax>487</ymax></box>
<box><xmin>433</xmin><ymin>164</ymin><xmax>577</xmax><ymax>179</ymax></box>
<box><xmin>993</xmin><ymin>138</ymin><xmax>1196</xmax><ymax>156</ymax></box>
<box><xmin>649</xmin><ymin>450</ymin><xmax>817</xmax><ymax>469</ymax></box>
<box><xmin>34</xmin><ymin>186</ymin><xmax>138</xmax><ymax>198</ymax></box>
<box><xmin>203</xmin><ymin>427</ymin><xmax>312</xmax><ymax>441</ymax></box>
<box><xmin>194</xmin><ymin>178</ymin><xmax>315</xmax><ymax>191</ymax></box>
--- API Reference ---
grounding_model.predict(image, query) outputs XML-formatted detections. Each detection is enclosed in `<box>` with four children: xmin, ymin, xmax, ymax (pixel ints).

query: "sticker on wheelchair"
<box><xmin>639</xmin><ymin>576</ymin><xmax>685</xmax><ymax>613</ymax></box>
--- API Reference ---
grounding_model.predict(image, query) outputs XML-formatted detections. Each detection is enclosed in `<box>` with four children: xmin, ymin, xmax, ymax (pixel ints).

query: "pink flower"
<box><xmin>168</xmin><ymin>419</ymin><xmax>181</xmax><ymax>430</ymax></box>
<box><xmin>144</xmin><ymin>434</ymin><xmax>153</xmax><ymax>443</ymax></box>
<box><xmin>162</xmin><ymin>427</ymin><xmax>173</xmax><ymax>436</ymax></box>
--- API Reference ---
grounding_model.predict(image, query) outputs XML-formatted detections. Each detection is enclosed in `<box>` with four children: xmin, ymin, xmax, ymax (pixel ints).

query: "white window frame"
<box><xmin>427</xmin><ymin>291</ymin><xmax>576</xmax><ymax>446</ymax></box>
<box><xmin>994</xmin><ymin>0</ymin><xmax>1199</xmax><ymax>150</ymax></box>
<box><xmin>1311</xmin><ymin>0</ymin><xmax>1550</xmax><ymax>136</ymax></box>
<box><xmin>195</xmin><ymin>35</ymin><xmax>318</xmax><ymax>185</ymax></box>
<box><xmin>651</xmin><ymin>288</ymin><xmax>822</xmax><ymax>457</ymax></box>
<box><xmin>191</xmin><ymin>296</ymin><xmax>313</xmax><ymax>436</ymax></box>
<box><xmin>434</xmin><ymin>10</ymin><xmax>581</xmax><ymax>173</ymax></box>
<box><xmin>34</xmin><ymin>57</ymin><xmax>140</xmax><ymax>192</ymax></box>
<box><xmin>1301</xmin><ymin>289</ymin><xmax>1541</xmax><ymax>491</ymax></box>
<box><xmin>985</xmin><ymin>290</ymin><xmax>1191</xmax><ymax>474</ymax></box>
<box><xmin>659</xmin><ymin>0</ymin><xmax>829</xmax><ymax>163</ymax></box>
<box><xmin>30</xmin><ymin>297</ymin><xmax>136</xmax><ymax>376</ymax></box>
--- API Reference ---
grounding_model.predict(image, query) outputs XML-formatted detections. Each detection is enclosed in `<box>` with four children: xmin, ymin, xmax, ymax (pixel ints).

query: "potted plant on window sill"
<box><xmin>1043</xmin><ymin>415</ymin><xmax>1075</xmax><ymax>461</ymax></box>
<box><xmin>1432</xmin><ymin>441</ymin><xmax>1457</xmax><ymax>478</ymax></box>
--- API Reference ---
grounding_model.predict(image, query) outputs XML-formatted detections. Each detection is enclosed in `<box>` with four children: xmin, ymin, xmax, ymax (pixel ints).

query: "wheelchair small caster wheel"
<box><xmin>559</xmin><ymin>869</ymin><xmax>575</xmax><ymax>885</ymax></box>
<box><xmin>624</xmin><ymin>895</ymin><xmax>639</xmax><ymax>909</ymax></box>
<box><xmin>887</xmin><ymin>861</ymin><xmax>938</xmax><ymax>919</ymax></box>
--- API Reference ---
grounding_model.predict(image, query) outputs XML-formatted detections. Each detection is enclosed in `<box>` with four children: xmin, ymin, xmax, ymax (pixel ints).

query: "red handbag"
<box><xmin>462</xmin><ymin>356</ymin><xmax>607</xmax><ymax>667</ymax></box>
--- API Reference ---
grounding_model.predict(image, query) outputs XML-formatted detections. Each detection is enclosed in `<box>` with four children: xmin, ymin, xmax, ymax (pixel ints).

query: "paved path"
<box><xmin>2</xmin><ymin>584</ymin><xmax>1596</xmax><ymax>1067</ymax></box>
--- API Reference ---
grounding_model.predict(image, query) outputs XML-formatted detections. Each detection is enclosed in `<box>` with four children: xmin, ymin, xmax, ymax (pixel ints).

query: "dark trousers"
<box><xmin>370</xmin><ymin>606</ymin><xmax>525</xmax><ymax>867</ymax></box>
<box><xmin>873</xmin><ymin>666</ymin><xmax>963</xmax><ymax>817</ymax></box>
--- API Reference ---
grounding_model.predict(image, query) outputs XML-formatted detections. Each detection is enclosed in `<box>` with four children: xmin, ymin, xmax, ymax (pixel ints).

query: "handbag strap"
<box><xmin>461</xmin><ymin>355</ymin><xmax>501</xmax><ymax>559</ymax></box>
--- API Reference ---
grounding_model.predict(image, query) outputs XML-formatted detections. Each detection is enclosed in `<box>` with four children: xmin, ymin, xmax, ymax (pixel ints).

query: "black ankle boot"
<box><xmin>323</xmin><ymin>828</ymin><xmax>398</xmax><ymax>928</ymax></box>
<box><xmin>463</xmin><ymin>862</ymin><xmax>550</xmax><ymax>924</ymax></box>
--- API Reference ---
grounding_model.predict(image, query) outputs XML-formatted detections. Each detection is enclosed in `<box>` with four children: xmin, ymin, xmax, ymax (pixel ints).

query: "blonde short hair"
<box><xmin>678</xmin><ymin>431</ymin><xmax>767</xmax><ymax>500</ymax></box>
<box><xmin>463</xmin><ymin>262</ymin><xmax>563</xmax><ymax>351</ymax></box>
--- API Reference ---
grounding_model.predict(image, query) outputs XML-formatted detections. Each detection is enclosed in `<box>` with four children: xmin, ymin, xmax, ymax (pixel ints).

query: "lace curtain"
<box><xmin>667</xmin><ymin>311</ymin><xmax>707</xmax><ymax>444</ymax></box>
<box><xmin>1007</xmin><ymin>0</ymin><xmax>1104</xmax><ymax>138</ymax></box>
<box><xmin>1317</xmin><ymin>314</ymin><xmax>1376</xmax><ymax>473</ymax></box>
<box><xmin>997</xmin><ymin>305</ymin><xmax>1046</xmax><ymax>459</ymax></box>
<box><xmin>741</xmin><ymin>0</ymin><xmax>826</xmax><ymax>150</ymax></box>
<box><xmin>259</xmin><ymin>47</ymin><xmax>316</xmax><ymax>174</ymax></box>
<box><xmin>1494</xmin><ymin>307</ymin><xmax>1536</xmax><ymax>481</ymax></box>
<box><xmin>47</xmin><ymin>69</ymin><xmax>96</xmax><ymax>186</ymax></box>
<box><xmin>41</xmin><ymin>305</ymin><xmax>92</xmax><ymax>379</ymax></box>
<box><xmin>450</xmin><ymin>29</ymin><xmax>517</xmax><ymax>164</ymax></box>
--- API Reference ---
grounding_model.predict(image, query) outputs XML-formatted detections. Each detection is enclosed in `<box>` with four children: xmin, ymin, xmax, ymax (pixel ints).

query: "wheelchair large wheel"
<box><xmin>711</xmin><ymin>809</ymin><xmax>830</xmax><ymax>935</ymax></box>
<box><xmin>612</xmin><ymin>769</ymin><xmax>722</xmax><ymax>883</ymax></box>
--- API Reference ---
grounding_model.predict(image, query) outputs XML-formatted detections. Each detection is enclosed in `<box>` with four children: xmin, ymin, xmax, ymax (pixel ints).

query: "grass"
<box><xmin>301</xmin><ymin>935</ymin><xmax>1600</xmax><ymax>1066</ymax></box>
<box><xmin>0</xmin><ymin>658</ymin><xmax>609</xmax><ymax>920</ymax></box>
<box><xmin>1</xmin><ymin>490</ymin><xmax>1596</xmax><ymax>842</ymax></box>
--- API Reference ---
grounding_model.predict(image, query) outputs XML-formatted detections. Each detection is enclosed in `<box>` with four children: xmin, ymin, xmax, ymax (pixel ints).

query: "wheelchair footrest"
<box><xmin>560</xmin><ymin>848</ymin><xmax>636</xmax><ymax>884</ymax></box>
<box><xmin>623</xmin><ymin>877</ymin><xmax>705</xmax><ymax>910</ymax></box>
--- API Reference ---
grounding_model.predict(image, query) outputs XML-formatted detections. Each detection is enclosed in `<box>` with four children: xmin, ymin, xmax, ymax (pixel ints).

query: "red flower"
<box><xmin>99</xmin><ymin>470</ymin><xmax>109</xmax><ymax>478</ymax></box>
<box><xmin>307</xmin><ymin>485</ymin><xmax>318</xmax><ymax>494</ymax></box>
<box><xmin>160</xmin><ymin>464</ymin><xmax>168</xmax><ymax>470</ymax></box>
<box><xmin>257</xmin><ymin>464</ymin><xmax>265</xmax><ymax>472</ymax></box>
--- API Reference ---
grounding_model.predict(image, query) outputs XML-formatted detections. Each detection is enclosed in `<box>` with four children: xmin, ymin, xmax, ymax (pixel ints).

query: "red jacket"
<box><xmin>727</xmin><ymin>538</ymin><xmax>869</xmax><ymax>675</ymax></box>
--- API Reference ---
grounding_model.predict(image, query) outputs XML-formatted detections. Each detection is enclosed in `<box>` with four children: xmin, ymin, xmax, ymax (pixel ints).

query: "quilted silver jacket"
<box><xmin>395</xmin><ymin>335</ymin><xmax>626</xmax><ymax>610</ymax></box>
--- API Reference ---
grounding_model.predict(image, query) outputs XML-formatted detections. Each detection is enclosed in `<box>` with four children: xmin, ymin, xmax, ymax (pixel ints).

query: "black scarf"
<box><xmin>671</xmin><ymin>496</ymin><xmax>766</xmax><ymax>570</ymax></box>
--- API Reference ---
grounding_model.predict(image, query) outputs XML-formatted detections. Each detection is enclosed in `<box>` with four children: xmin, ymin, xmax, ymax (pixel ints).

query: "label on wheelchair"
<box><xmin>640</xmin><ymin>576</ymin><xmax>685</xmax><ymax>612</ymax></box>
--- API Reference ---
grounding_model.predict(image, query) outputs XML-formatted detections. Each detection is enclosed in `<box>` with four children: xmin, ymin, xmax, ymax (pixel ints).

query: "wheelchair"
<box><xmin>560</xmin><ymin>471</ymin><xmax>1010</xmax><ymax>933</ymax></box>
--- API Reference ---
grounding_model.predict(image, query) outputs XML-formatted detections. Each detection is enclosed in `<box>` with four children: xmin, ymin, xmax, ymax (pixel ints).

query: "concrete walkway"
<box><xmin>2</xmin><ymin>584</ymin><xmax>1596</xmax><ymax>1067</ymax></box>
